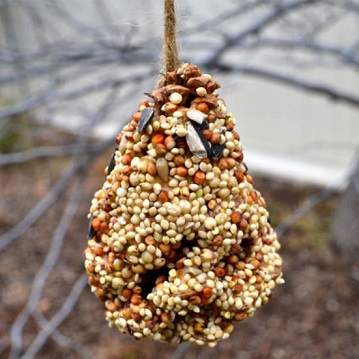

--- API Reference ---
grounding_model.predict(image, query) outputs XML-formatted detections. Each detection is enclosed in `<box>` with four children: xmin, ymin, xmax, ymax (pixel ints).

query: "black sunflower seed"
<box><xmin>107</xmin><ymin>148</ymin><xmax>117</xmax><ymax>175</ymax></box>
<box><xmin>88</xmin><ymin>214</ymin><xmax>97</xmax><ymax>238</ymax></box>
<box><xmin>199</xmin><ymin>120</ymin><xmax>209</xmax><ymax>130</ymax></box>
<box><xmin>138</xmin><ymin>107</ymin><xmax>154</xmax><ymax>132</ymax></box>
<box><xmin>210</xmin><ymin>143</ymin><xmax>225</xmax><ymax>159</ymax></box>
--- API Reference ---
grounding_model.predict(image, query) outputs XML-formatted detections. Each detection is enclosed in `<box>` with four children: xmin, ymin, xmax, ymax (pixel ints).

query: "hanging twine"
<box><xmin>157</xmin><ymin>0</ymin><xmax>181</xmax><ymax>88</ymax></box>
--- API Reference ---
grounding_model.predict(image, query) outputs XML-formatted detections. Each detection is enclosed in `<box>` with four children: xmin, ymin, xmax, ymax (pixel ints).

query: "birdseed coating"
<box><xmin>85</xmin><ymin>63</ymin><xmax>284</xmax><ymax>347</ymax></box>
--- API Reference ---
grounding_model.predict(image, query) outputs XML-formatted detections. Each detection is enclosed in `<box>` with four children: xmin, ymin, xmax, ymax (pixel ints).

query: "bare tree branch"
<box><xmin>0</xmin><ymin>162</ymin><xmax>82</xmax><ymax>251</ymax></box>
<box><xmin>0</xmin><ymin>144</ymin><xmax>89</xmax><ymax>166</ymax></box>
<box><xmin>8</xmin><ymin>179</ymin><xmax>85</xmax><ymax>359</ymax></box>
<box><xmin>184</xmin><ymin>0</ymin><xmax>266</xmax><ymax>35</ymax></box>
<box><xmin>20</xmin><ymin>274</ymin><xmax>89</xmax><ymax>359</ymax></box>
<box><xmin>203</xmin><ymin>0</ymin><xmax>321</xmax><ymax>65</ymax></box>
<box><xmin>32</xmin><ymin>310</ymin><xmax>96</xmax><ymax>359</ymax></box>
<box><xmin>0</xmin><ymin>80</ymin><xmax>123</xmax><ymax>250</ymax></box>
<box><xmin>242</xmin><ymin>38</ymin><xmax>359</xmax><ymax>67</ymax></box>
<box><xmin>208</xmin><ymin>64</ymin><xmax>359</xmax><ymax>109</ymax></box>
<box><xmin>276</xmin><ymin>165</ymin><xmax>359</xmax><ymax>238</ymax></box>
<box><xmin>0</xmin><ymin>70</ymin><xmax>152</xmax><ymax>120</ymax></box>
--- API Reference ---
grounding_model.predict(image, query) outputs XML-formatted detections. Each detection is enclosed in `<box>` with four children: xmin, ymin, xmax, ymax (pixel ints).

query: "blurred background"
<box><xmin>0</xmin><ymin>1</ymin><xmax>358</xmax><ymax>358</ymax></box>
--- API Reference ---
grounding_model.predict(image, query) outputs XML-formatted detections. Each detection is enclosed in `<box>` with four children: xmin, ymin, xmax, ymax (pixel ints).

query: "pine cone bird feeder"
<box><xmin>85</xmin><ymin>63</ymin><xmax>284</xmax><ymax>347</ymax></box>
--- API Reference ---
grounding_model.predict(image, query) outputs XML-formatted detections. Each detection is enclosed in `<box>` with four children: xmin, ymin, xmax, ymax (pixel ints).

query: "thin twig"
<box><xmin>204</xmin><ymin>0</ymin><xmax>321</xmax><ymax>65</ymax></box>
<box><xmin>32</xmin><ymin>310</ymin><xmax>96</xmax><ymax>359</ymax></box>
<box><xmin>8</xmin><ymin>178</ymin><xmax>85</xmax><ymax>358</ymax></box>
<box><xmin>206</xmin><ymin>63</ymin><xmax>359</xmax><ymax>109</ymax></box>
<box><xmin>0</xmin><ymin>70</ymin><xmax>152</xmax><ymax>120</ymax></box>
<box><xmin>3</xmin><ymin>82</ymin><xmax>125</xmax><ymax>356</ymax></box>
<box><xmin>275</xmin><ymin>185</ymin><xmax>337</xmax><ymax>238</ymax></box>
<box><xmin>0</xmin><ymin>144</ymin><xmax>89</xmax><ymax>166</ymax></box>
<box><xmin>0</xmin><ymin>77</ymin><xmax>125</xmax><ymax>250</ymax></box>
<box><xmin>20</xmin><ymin>275</ymin><xmax>89</xmax><ymax>359</ymax></box>
<box><xmin>0</xmin><ymin>162</ymin><xmax>81</xmax><ymax>251</ymax></box>
<box><xmin>275</xmin><ymin>166</ymin><xmax>358</xmax><ymax>237</ymax></box>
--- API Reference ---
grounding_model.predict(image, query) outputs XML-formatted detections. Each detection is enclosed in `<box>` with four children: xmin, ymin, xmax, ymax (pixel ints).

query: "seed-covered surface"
<box><xmin>85</xmin><ymin>63</ymin><xmax>284</xmax><ymax>347</ymax></box>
